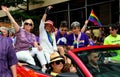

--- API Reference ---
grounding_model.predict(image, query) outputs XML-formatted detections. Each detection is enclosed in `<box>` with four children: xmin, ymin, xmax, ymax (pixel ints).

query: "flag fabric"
<box><xmin>88</xmin><ymin>9</ymin><xmax>102</xmax><ymax>27</ymax></box>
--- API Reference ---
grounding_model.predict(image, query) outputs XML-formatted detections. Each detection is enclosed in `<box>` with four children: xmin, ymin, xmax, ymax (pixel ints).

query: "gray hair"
<box><xmin>71</xmin><ymin>21</ymin><xmax>80</xmax><ymax>28</ymax></box>
<box><xmin>0</xmin><ymin>26</ymin><xmax>9</xmax><ymax>33</ymax></box>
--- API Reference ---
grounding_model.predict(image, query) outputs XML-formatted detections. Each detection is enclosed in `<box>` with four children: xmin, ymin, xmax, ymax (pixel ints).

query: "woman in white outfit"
<box><xmin>39</xmin><ymin>6</ymin><xmax>58</xmax><ymax>68</ymax></box>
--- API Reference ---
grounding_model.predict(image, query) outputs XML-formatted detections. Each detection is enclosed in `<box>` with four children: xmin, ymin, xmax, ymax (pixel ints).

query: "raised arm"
<box><xmin>41</xmin><ymin>6</ymin><xmax>53</xmax><ymax>22</ymax></box>
<box><xmin>1</xmin><ymin>6</ymin><xmax>20</xmax><ymax>33</ymax></box>
<box><xmin>81</xmin><ymin>20</ymin><xmax>89</xmax><ymax>33</ymax></box>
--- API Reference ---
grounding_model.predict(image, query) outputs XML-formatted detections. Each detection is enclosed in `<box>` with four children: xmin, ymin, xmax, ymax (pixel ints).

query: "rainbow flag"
<box><xmin>88</xmin><ymin>9</ymin><xmax>102</xmax><ymax>27</ymax></box>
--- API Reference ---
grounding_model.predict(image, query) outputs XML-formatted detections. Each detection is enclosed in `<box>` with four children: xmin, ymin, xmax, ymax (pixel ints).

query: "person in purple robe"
<box><xmin>67</xmin><ymin>21</ymin><xmax>90</xmax><ymax>50</ymax></box>
<box><xmin>0</xmin><ymin>26</ymin><xmax>14</xmax><ymax>46</ymax></box>
<box><xmin>0</xmin><ymin>34</ymin><xmax>18</xmax><ymax>77</ymax></box>
<box><xmin>56</xmin><ymin>21</ymin><xmax>68</xmax><ymax>46</ymax></box>
<box><xmin>55</xmin><ymin>21</ymin><xmax>68</xmax><ymax>62</ymax></box>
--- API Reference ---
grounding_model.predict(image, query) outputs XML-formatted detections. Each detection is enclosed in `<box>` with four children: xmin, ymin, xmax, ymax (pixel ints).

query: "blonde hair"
<box><xmin>23</xmin><ymin>19</ymin><xmax>34</xmax><ymax>29</ymax></box>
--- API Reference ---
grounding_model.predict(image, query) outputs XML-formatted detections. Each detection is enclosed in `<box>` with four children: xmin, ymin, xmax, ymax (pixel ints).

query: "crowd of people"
<box><xmin>0</xmin><ymin>5</ymin><xmax>120</xmax><ymax>77</ymax></box>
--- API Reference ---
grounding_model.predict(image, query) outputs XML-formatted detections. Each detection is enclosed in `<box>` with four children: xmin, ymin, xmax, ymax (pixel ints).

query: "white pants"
<box><xmin>16</xmin><ymin>47</ymin><xmax>47</xmax><ymax>66</ymax></box>
<box><xmin>43</xmin><ymin>51</ymin><xmax>51</xmax><ymax>63</ymax></box>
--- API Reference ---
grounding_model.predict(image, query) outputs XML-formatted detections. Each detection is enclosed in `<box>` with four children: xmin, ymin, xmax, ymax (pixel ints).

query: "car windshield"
<box><xmin>75</xmin><ymin>46</ymin><xmax>120</xmax><ymax>77</ymax></box>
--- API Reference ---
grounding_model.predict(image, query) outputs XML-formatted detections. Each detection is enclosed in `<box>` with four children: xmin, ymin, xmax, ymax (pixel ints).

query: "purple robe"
<box><xmin>15</xmin><ymin>28</ymin><xmax>36</xmax><ymax>51</ymax></box>
<box><xmin>67</xmin><ymin>32</ymin><xmax>90</xmax><ymax>48</ymax></box>
<box><xmin>56</xmin><ymin>30</ymin><xmax>68</xmax><ymax>45</ymax></box>
<box><xmin>0</xmin><ymin>35</ymin><xmax>18</xmax><ymax>77</ymax></box>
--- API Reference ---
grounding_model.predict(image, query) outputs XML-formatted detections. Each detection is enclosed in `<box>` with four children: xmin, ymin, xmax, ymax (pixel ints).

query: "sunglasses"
<box><xmin>24</xmin><ymin>22</ymin><xmax>32</xmax><ymax>26</ymax></box>
<box><xmin>61</xmin><ymin>29</ymin><xmax>67</xmax><ymax>32</ymax></box>
<box><xmin>54</xmin><ymin>60</ymin><xmax>65</xmax><ymax>65</ymax></box>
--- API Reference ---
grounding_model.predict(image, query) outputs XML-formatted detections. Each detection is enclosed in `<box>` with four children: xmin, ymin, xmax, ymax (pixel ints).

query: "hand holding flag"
<box><xmin>88</xmin><ymin>9</ymin><xmax>102</xmax><ymax>27</ymax></box>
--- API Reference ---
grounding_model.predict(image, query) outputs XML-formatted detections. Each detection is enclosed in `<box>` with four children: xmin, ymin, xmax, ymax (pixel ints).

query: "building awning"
<box><xmin>29</xmin><ymin>0</ymin><xmax>69</xmax><ymax>10</ymax></box>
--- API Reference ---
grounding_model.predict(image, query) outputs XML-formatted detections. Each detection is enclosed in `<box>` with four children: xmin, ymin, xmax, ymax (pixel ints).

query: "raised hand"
<box><xmin>45</xmin><ymin>6</ymin><xmax>53</xmax><ymax>14</ymax></box>
<box><xmin>1</xmin><ymin>6</ymin><xmax>9</xmax><ymax>13</ymax></box>
<box><xmin>48</xmin><ymin>6</ymin><xmax>53</xmax><ymax>10</ymax></box>
<box><xmin>1</xmin><ymin>5</ymin><xmax>20</xmax><ymax>33</ymax></box>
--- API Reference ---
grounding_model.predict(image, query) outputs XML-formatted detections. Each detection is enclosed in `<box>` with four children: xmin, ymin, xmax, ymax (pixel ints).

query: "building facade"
<box><xmin>0</xmin><ymin>0</ymin><xmax>119</xmax><ymax>29</ymax></box>
<box><xmin>47</xmin><ymin>0</ymin><xmax>119</xmax><ymax>29</ymax></box>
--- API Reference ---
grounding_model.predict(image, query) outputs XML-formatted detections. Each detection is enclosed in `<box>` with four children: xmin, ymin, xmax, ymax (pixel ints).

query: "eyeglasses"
<box><xmin>24</xmin><ymin>22</ymin><xmax>32</xmax><ymax>26</ymax></box>
<box><xmin>72</xmin><ymin>27</ymin><xmax>78</xmax><ymax>30</ymax></box>
<box><xmin>61</xmin><ymin>29</ymin><xmax>67</xmax><ymax>32</ymax></box>
<box><xmin>54</xmin><ymin>60</ymin><xmax>65</xmax><ymax>65</ymax></box>
<box><xmin>109</xmin><ymin>29</ymin><xmax>114</xmax><ymax>31</ymax></box>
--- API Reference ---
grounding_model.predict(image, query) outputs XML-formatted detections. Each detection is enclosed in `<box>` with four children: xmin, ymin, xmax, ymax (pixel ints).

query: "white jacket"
<box><xmin>39</xmin><ymin>21</ymin><xmax>57</xmax><ymax>54</ymax></box>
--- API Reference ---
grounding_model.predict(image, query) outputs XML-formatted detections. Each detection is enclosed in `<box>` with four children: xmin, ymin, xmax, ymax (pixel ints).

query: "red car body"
<box><xmin>17</xmin><ymin>45</ymin><xmax>120</xmax><ymax>77</ymax></box>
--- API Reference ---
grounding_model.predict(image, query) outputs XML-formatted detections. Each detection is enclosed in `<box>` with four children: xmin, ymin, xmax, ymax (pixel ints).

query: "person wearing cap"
<box><xmin>1</xmin><ymin>6</ymin><xmax>46</xmax><ymax>68</ymax></box>
<box><xmin>49</xmin><ymin>52</ymin><xmax>65</xmax><ymax>76</ymax></box>
<box><xmin>39</xmin><ymin>5</ymin><xmax>58</xmax><ymax>71</ymax></box>
<box><xmin>67</xmin><ymin>21</ymin><xmax>90</xmax><ymax>50</ymax></box>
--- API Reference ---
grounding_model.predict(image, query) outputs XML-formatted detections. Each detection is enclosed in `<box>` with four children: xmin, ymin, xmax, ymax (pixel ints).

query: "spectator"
<box><xmin>1</xmin><ymin>6</ymin><xmax>46</xmax><ymax>70</ymax></box>
<box><xmin>86</xmin><ymin>30</ymin><xmax>95</xmax><ymax>46</ymax></box>
<box><xmin>0</xmin><ymin>33</ymin><xmax>18</xmax><ymax>77</ymax></box>
<box><xmin>0</xmin><ymin>26</ymin><xmax>14</xmax><ymax>45</ymax></box>
<box><xmin>67</xmin><ymin>21</ymin><xmax>90</xmax><ymax>50</ymax></box>
<box><xmin>49</xmin><ymin>52</ymin><xmax>65</xmax><ymax>76</ymax></box>
<box><xmin>0</xmin><ymin>26</ymin><xmax>9</xmax><ymax>37</ymax></box>
<box><xmin>104</xmin><ymin>24</ymin><xmax>120</xmax><ymax>62</ymax></box>
<box><xmin>8</xmin><ymin>31</ymin><xmax>16</xmax><ymax>47</ymax></box>
<box><xmin>39</xmin><ymin>5</ymin><xmax>58</xmax><ymax>71</ymax></box>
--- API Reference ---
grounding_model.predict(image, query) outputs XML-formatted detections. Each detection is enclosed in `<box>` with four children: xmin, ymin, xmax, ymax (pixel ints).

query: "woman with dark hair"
<box><xmin>49</xmin><ymin>52</ymin><xmax>65</xmax><ymax>76</ymax></box>
<box><xmin>62</xmin><ymin>63</ymin><xmax>77</xmax><ymax>73</ymax></box>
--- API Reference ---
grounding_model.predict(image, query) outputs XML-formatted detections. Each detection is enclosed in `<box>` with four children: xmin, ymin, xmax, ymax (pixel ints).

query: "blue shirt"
<box><xmin>67</xmin><ymin>32</ymin><xmax>89</xmax><ymax>48</ymax></box>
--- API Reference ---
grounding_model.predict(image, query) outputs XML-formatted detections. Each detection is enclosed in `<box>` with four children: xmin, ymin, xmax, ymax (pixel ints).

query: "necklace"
<box><xmin>73</xmin><ymin>32</ymin><xmax>81</xmax><ymax>48</ymax></box>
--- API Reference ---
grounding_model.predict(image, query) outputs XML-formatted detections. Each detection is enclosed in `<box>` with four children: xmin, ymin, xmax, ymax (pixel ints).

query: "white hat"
<box><xmin>50</xmin><ymin>52</ymin><xmax>64</xmax><ymax>63</ymax></box>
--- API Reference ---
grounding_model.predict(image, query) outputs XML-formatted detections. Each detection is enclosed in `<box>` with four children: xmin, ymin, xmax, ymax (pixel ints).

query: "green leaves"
<box><xmin>0</xmin><ymin>0</ymin><xmax>24</xmax><ymax>7</ymax></box>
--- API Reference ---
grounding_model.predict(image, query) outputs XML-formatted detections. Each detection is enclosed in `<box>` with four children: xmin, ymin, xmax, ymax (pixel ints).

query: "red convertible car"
<box><xmin>17</xmin><ymin>45</ymin><xmax>120</xmax><ymax>77</ymax></box>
